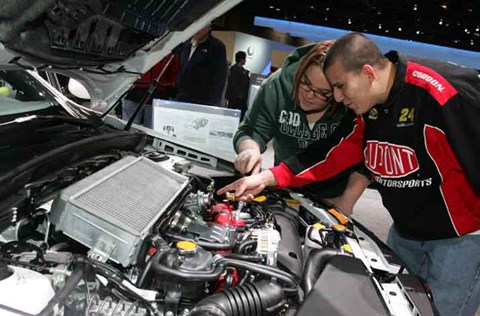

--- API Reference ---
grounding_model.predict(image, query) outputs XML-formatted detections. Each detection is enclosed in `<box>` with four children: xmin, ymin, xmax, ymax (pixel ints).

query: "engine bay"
<box><xmin>0</xmin><ymin>152</ymin><xmax>433</xmax><ymax>316</ymax></box>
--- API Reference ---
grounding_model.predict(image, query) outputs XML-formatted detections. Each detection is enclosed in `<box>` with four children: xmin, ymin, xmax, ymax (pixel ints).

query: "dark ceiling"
<box><xmin>221</xmin><ymin>0</ymin><xmax>479</xmax><ymax>52</ymax></box>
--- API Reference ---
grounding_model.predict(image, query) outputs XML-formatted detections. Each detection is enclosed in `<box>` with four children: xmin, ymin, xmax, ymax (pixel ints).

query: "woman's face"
<box><xmin>297</xmin><ymin>65</ymin><xmax>333</xmax><ymax>112</ymax></box>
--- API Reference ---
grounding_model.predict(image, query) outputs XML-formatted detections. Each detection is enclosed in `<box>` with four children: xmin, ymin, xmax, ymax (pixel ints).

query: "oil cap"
<box><xmin>253</xmin><ymin>195</ymin><xmax>267</xmax><ymax>203</ymax></box>
<box><xmin>176</xmin><ymin>240</ymin><xmax>197</xmax><ymax>256</ymax></box>
<box><xmin>332</xmin><ymin>224</ymin><xmax>346</xmax><ymax>233</ymax></box>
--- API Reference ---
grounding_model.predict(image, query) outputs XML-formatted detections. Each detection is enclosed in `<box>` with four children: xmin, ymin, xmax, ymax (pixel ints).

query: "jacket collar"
<box><xmin>379</xmin><ymin>50</ymin><xmax>407</xmax><ymax>109</ymax></box>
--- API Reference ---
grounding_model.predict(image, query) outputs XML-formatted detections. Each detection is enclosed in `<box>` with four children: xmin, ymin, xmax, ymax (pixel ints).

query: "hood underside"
<box><xmin>0</xmin><ymin>0</ymin><xmax>222</xmax><ymax>66</ymax></box>
<box><xmin>0</xmin><ymin>0</ymin><xmax>242</xmax><ymax>107</ymax></box>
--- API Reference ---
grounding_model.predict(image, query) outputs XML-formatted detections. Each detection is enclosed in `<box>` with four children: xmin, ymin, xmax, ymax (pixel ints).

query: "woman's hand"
<box><xmin>217</xmin><ymin>170</ymin><xmax>278</xmax><ymax>201</ymax></box>
<box><xmin>234</xmin><ymin>148</ymin><xmax>262</xmax><ymax>175</ymax></box>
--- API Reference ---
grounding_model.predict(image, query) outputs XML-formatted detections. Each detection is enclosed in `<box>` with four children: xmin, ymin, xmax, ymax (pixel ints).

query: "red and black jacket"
<box><xmin>271</xmin><ymin>51</ymin><xmax>480</xmax><ymax>240</ymax></box>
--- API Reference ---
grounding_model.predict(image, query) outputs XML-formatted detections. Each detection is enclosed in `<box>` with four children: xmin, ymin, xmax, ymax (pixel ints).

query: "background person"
<box><xmin>226</xmin><ymin>51</ymin><xmax>250</xmax><ymax>120</ymax></box>
<box><xmin>176</xmin><ymin>24</ymin><xmax>227</xmax><ymax>106</ymax></box>
<box><xmin>219</xmin><ymin>32</ymin><xmax>480</xmax><ymax>316</ymax></box>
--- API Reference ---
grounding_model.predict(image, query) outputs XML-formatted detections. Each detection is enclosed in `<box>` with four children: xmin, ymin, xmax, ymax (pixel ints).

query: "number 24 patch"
<box><xmin>397</xmin><ymin>107</ymin><xmax>415</xmax><ymax>127</ymax></box>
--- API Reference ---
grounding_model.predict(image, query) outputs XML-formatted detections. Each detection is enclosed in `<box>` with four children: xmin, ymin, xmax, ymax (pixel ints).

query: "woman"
<box><xmin>233</xmin><ymin>40</ymin><xmax>353</xmax><ymax>198</ymax></box>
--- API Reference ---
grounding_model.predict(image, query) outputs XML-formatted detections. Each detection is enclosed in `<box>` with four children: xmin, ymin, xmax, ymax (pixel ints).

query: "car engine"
<box><xmin>0</xmin><ymin>153</ymin><xmax>432</xmax><ymax>316</ymax></box>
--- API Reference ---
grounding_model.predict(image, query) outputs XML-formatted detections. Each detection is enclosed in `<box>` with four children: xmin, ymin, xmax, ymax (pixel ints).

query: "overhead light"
<box><xmin>416</xmin><ymin>30</ymin><xmax>420</xmax><ymax>34</ymax></box>
<box><xmin>398</xmin><ymin>27</ymin><xmax>402</xmax><ymax>31</ymax></box>
<box><xmin>439</xmin><ymin>19</ymin><xmax>443</xmax><ymax>25</ymax></box>
<box><xmin>441</xmin><ymin>3</ymin><xmax>448</xmax><ymax>9</ymax></box>
<box><xmin>276</xmin><ymin>8</ymin><xmax>280</xmax><ymax>11</ymax></box>
<box><xmin>269</xmin><ymin>6</ymin><xmax>274</xmax><ymax>9</ymax></box>
<box><xmin>413</xmin><ymin>4</ymin><xmax>418</xmax><ymax>11</ymax></box>
<box><xmin>378</xmin><ymin>24</ymin><xmax>382</xmax><ymax>29</ymax></box>
<box><xmin>326</xmin><ymin>7</ymin><xmax>330</xmax><ymax>11</ymax></box>
<box><xmin>476</xmin><ymin>27</ymin><xmax>480</xmax><ymax>32</ymax></box>
<box><xmin>348</xmin><ymin>18</ymin><xmax>352</xmax><ymax>25</ymax></box>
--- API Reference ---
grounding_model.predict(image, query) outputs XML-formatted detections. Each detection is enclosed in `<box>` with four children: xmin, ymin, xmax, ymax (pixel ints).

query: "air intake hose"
<box><xmin>302</xmin><ymin>248</ymin><xmax>340</xmax><ymax>294</ymax></box>
<box><xmin>189</xmin><ymin>280</ymin><xmax>285</xmax><ymax>316</ymax></box>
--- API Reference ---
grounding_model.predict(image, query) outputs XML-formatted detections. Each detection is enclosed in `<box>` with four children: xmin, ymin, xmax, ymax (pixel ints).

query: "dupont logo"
<box><xmin>412</xmin><ymin>70</ymin><xmax>445</xmax><ymax>92</ymax></box>
<box><xmin>364</xmin><ymin>141</ymin><xmax>419</xmax><ymax>178</ymax></box>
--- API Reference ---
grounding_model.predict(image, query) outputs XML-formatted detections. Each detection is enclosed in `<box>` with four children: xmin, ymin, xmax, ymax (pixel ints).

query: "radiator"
<box><xmin>50</xmin><ymin>156</ymin><xmax>189</xmax><ymax>266</ymax></box>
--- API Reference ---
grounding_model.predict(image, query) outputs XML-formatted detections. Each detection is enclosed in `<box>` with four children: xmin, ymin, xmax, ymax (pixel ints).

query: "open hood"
<box><xmin>0</xmin><ymin>0</ymin><xmax>242</xmax><ymax>109</ymax></box>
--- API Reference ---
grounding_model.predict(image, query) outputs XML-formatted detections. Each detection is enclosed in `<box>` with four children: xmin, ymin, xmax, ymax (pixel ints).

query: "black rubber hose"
<box><xmin>302</xmin><ymin>248</ymin><xmax>340</xmax><ymax>294</ymax></box>
<box><xmin>237</xmin><ymin>240</ymin><xmax>257</xmax><ymax>254</ymax></box>
<box><xmin>151</xmin><ymin>252</ymin><xmax>225</xmax><ymax>281</ymax></box>
<box><xmin>215</xmin><ymin>257</ymin><xmax>298</xmax><ymax>289</ymax></box>
<box><xmin>220</xmin><ymin>253</ymin><xmax>263</xmax><ymax>262</ymax></box>
<box><xmin>37</xmin><ymin>264</ymin><xmax>84</xmax><ymax>316</ymax></box>
<box><xmin>136</xmin><ymin>254</ymin><xmax>154</xmax><ymax>287</ymax></box>
<box><xmin>189</xmin><ymin>280</ymin><xmax>285</xmax><ymax>316</ymax></box>
<box><xmin>197</xmin><ymin>238</ymin><xmax>236</xmax><ymax>250</ymax></box>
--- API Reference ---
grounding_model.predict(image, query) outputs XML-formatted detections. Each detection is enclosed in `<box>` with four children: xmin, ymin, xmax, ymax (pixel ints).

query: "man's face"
<box><xmin>325</xmin><ymin>60</ymin><xmax>376</xmax><ymax>115</ymax></box>
<box><xmin>193</xmin><ymin>26</ymin><xmax>210</xmax><ymax>41</ymax></box>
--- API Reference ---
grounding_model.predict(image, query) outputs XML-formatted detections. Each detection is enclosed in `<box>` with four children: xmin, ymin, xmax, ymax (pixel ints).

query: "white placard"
<box><xmin>152</xmin><ymin>99</ymin><xmax>241</xmax><ymax>158</ymax></box>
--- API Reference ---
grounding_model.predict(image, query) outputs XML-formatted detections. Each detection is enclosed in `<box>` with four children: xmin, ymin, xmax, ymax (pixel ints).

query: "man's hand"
<box><xmin>217</xmin><ymin>170</ymin><xmax>278</xmax><ymax>201</ymax></box>
<box><xmin>324</xmin><ymin>171</ymin><xmax>372</xmax><ymax>216</ymax></box>
<box><xmin>234</xmin><ymin>148</ymin><xmax>262</xmax><ymax>175</ymax></box>
<box><xmin>324</xmin><ymin>196</ymin><xmax>354</xmax><ymax>216</ymax></box>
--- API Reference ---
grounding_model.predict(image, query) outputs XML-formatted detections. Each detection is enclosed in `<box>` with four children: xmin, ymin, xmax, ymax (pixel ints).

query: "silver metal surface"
<box><xmin>50</xmin><ymin>156</ymin><xmax>189</xmax><ymax>266</ymax></box>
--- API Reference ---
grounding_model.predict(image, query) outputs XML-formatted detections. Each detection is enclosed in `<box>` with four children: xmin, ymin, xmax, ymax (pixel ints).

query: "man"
<box><xmin>176</xmin><ymin>24</ymin><xmax>227</xmax><ymax>106</ymax></box>
<box><xmin>226</xmin><ymin>51</ymin><xmax>250</xmax><ymax>120</ymax></box>
<box><xmin>219</xmin><ymin>32</ymin><xmax>480</xmax><ymax>316</ymax></box>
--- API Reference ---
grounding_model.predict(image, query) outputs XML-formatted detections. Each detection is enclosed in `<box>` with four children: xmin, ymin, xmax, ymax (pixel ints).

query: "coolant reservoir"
<box><xmin>0</xmin><ymin>265</ymin><xmax>55</xmax><ymax>315</ymax></box>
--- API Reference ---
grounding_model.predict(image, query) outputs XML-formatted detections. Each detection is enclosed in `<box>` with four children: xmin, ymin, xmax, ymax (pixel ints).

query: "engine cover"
<box><xmin>50</xmin><ymin>156</ymin><xmax>189</xmax><ymax>266</ymax></box>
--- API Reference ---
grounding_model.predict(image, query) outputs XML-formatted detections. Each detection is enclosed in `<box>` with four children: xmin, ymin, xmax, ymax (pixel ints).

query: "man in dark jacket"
<box><xmin>176</xmin><ymin>24</ymin><xmax>227</xmax><ymax>106</ymax></box>
<box><xmin>219</xmin><ymin>32</ymin><xmax>480</xmax><ymax>316</ymax></box>
<box><xmin>226</xmin><ymin>51</ymin><xmax>250</xmax><ymax>119</ymax></box>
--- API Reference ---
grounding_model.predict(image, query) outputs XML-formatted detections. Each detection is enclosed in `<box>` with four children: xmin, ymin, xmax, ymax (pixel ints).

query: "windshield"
<box><xmin>0</xmin><ymin>69</ymin><xmax>58</xmax><ymax>119</ymax></box>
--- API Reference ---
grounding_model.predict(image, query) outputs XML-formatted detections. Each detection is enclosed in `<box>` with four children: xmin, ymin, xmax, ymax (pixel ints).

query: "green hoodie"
<box><xmin>233</xmin><ymin>43</ymin><xmax>356</xmax><ymax>198</ymax></box>
<box><xmin>233</xmin><ymin>43</ymin><xmax>347</xmax><ymax>165</ymax></box>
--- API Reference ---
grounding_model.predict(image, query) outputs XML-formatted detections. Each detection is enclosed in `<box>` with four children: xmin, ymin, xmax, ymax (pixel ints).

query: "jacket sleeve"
<box><xmin>207</xmin><ymin>41</ymin><xmax>228</xmax><ymax>105</ymax></box>
<box><xmin>226</xmin><ymin>65</ymin><xmax>241</xmax><ymax>100</ymax></box>
<box><xmin>271</xmin><ymin>113</ymin><xmax>365</xmax><ymax>188</ymax></box>
<box><xmin>441</xmin><ymin>69</ymin><xmax>480</xmax><ymax>191</ymax></box>
<box><xmin>233</xmin><ymin>76</ymin><xmax>280</xmax><ymax>153</ymax></box>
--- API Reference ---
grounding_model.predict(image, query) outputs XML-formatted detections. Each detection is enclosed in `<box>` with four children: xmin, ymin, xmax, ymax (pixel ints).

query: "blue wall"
<box><xmin>254</xmin><ymin>16</ymin><xmax>480</xmax><ymax>70</ymax></box>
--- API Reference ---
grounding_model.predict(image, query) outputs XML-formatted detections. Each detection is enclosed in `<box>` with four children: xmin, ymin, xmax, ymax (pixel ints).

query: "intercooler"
<box><xmin>50</xmin><ymin>156</ymin><xmax>189</xmax><ymax>266</ymax></box>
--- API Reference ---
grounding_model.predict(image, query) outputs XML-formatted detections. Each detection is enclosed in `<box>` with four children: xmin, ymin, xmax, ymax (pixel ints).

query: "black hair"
<box><xmin>323</xmin><ymin>32</ymin><xmax>387</xmax><ymax>73</ymax></box>
<box><xmin>235</xmin><ymin>51</ymin><xmax>247</xmax><ymax>63</ymax></box>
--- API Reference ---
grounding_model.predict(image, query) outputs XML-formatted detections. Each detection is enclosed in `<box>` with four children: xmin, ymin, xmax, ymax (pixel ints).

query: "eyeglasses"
<box><xmin>299</xmin><ymin>75</ymin><xmax>333</xmax><ymax>99</ymax></box>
